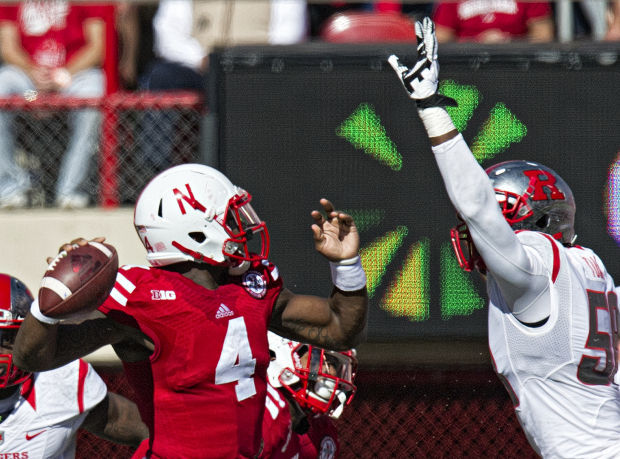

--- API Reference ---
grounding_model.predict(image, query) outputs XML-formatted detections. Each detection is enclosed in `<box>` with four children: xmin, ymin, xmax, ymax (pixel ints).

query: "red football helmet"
<box><xmin>0</xmin><ymin>274</ymin><xmax>33</xmax><ymax>388</ymax></box>
<box><xmin>267</xmin><ymin>332</ymin><xmax>357</xmax><ymax>419</ymax></box>
<box><xmin>451</xmin><ymin>160</ymin><xmax>576</xmax><ymax>272</ymax></box>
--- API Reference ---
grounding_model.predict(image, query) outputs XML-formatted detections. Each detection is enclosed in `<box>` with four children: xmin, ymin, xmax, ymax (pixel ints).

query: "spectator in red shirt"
<box><xmin>432</xmin><ymin>0</ymin><xmax>554</xmax><ymax>43</ymax></box>
<box><xmin>0</xmin><ymin>1</ymin><xmax>111</xmax><ymax>209</ymax></box>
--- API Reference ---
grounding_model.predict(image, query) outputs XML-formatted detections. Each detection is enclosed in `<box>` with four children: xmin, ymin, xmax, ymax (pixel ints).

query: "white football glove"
<box><xmin>388</xmin><ymin>17</ymin><xmax>456</xmax><ymax>109</ymax></box>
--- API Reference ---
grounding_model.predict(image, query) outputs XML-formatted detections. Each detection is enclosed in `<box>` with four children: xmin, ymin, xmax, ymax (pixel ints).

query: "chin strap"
<box><xmin>228</xmin><ymin>260</ymin><xmax>250</xmax><ymax>276</ymax></box>
<box><xmin>329</xmin><ymin>390</ymin><xmax>349</xmax><ymax>419</ymax></box>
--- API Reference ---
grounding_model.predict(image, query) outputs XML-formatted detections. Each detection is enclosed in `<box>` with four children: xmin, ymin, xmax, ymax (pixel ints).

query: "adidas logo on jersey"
<box><xmin>215</xmin><ymin>303</ymin><xmax>234</xmax><ymax>319</ymax></box>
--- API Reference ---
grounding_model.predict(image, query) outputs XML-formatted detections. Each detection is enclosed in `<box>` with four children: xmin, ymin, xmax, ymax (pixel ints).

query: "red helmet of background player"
<box><xmin>451</xmin><ymin>160</ymin><xmax>576</xmax><ymax>272</ymax></box>
<box><xmin>0</xmin><ymin>274</ymin><xmax>33</xmax><ymax>388</ymax></box>
<box><xmin>133</xmin><ymin>164</ymin><xmax>269</xmax><ymax>272</ymax></box>
<box><xmin>267</xmin><ymin>332</ymin><xmax>357</xmax><ymax>419</ymax></box>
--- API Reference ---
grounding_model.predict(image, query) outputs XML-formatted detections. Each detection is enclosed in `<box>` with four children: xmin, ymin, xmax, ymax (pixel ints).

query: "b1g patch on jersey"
<box><xmin>242</xmin><ymin>271</ymin><xmax>267</xmax><ymax>298</ymax></box>
<box><xmin>319</xmin><ymin>436</ymin><xmax>337</xmax><ymax>459</ymax></box>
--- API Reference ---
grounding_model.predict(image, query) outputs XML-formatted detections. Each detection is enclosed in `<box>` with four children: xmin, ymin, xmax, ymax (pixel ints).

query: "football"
<box><xmin>38</xmin><ymin>241</ymin><xmax>119</xmax><ymax>319</ymax></box>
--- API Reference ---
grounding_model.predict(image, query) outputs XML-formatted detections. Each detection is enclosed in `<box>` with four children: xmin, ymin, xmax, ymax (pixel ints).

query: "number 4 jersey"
<box><xmin>98</xmin><ymin>259</ymin><xmax>283</xmax><ymax>459</ymax></box>
<box><xmin>488</xmin><ymin>231</ymin><xmax>620</xmax><ymax>458</ymax></box>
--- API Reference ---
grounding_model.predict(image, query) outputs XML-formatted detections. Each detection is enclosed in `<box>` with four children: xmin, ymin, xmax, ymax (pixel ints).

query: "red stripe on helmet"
<box><xmin>0</xmin><ymin>274</ymin><xmax>11</xmax><ymax>311</ymax></box>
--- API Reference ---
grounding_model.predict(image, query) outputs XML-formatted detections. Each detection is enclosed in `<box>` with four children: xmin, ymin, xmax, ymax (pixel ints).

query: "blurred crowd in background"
<box><xmin>0</xmin><ymin>0</ymin><xmax>617</xmax><ymax>210</ymax></box>
<box><xmin>117</xmin><ymin>0</ymin><xmax>620</xmax><ymax>92</ymax></box>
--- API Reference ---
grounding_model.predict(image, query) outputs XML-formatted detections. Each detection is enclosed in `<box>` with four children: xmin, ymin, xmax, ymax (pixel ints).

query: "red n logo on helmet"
<box><xmin>173</xmin><ymin>184</ymin><xmax>207</xmax><ymax>214</ymax></box>
<box><xmin>523</xmin><ymin>170</ymin><xmax>565</xmax><ymax>201</ymax></box>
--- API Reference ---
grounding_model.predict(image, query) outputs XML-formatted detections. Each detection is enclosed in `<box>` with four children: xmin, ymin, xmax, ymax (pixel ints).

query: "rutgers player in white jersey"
<box><xmin>389</xmin><ymin>18</ymin><xmax>620</xmax><ymax>458</ymax></box>
<box><xmin>0</xmin><ymin>273</ymin><xmax>147</xmax><ymax>458</ymax></box>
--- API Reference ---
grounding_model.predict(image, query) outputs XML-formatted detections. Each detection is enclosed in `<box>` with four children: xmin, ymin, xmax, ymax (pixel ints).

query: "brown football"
<box><xmin>38</xmin><ymin>241</ymin><xmax>118</xmax><ymax>319</ymax></box>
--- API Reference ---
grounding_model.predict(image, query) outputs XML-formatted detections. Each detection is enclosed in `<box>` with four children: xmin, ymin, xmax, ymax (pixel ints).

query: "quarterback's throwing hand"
<box><xmin>311</xmin><ymin>199</ymin><xmax>360</xmax><ymax>262</ymax></box>
<box><xmin>388</xmin><ymin>17</ymin><xmax>456</xmax><ymax>108</ymax></box>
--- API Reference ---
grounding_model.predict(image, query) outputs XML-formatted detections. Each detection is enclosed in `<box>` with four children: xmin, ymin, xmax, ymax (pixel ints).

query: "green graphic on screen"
<box><xmin>439</xmin><ymin>80</ymin><xmax>480</xmax><ymax>132</ymax></box>
<box><xmin>440</xmin><ymin>243</ymin><xmax>485</xmax><ymax>319</ymax></box>
<box><xmin>336</xmin><ymin>103</ymin><xmax>402</xmax><ymax>171</ymax></box>
<box><xmin>339</xmin><ymin>81</ymin><xmax>527</xmax><ymax>321</ymax></box>
<box><xmin>471</xmin><ymin>102</ymin><xmax>527</xmax><ymax>161</ymax></box>
<box><xmin>344</xmin><ymin>209</ymin><xmax>385</xmax><ymax>233</ymax></box>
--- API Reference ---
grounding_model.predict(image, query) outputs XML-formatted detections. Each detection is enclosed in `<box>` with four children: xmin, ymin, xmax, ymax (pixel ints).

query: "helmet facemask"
<box><xmin>280</xmin><ymin>344</ymin><xmax>357</xmax><ymax>419</ymax></box>
<box><xmin>267</xmin><ymin>332</ymin><xmax>357</xmax><ymax>419</ymax></box>
<box><xmin>0</xmin><ymin>274</ymin><xmax>33</xmax><ymax>388</ymax></box>
<box><xmin>450</xmin><ymin>216</ymin><xmax>486</xmax><ymax>273</ymax></box>
<box><xmin>0</xmin><ymin>325</ymin><xmax>29</xmax><ymax>389</ymax></box>
<box><xmin>220</xmin><ymin>193</ymin><xmax>269</xmax><ymax>265</ymax></box>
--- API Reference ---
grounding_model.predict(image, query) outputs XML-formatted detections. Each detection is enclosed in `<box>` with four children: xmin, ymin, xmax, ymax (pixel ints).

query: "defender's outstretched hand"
<box><xmin>311</xmin><ymin>199</ymin><xmax>360</xmax><ymax>262</ymax></box>
<box><xmin>388</xmin><ymin>17</ymin><xmax>456</xmax><ymax>109</ymax></box>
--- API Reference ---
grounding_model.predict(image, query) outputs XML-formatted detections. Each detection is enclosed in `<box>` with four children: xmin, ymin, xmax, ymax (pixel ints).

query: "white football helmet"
<box><xmin>267</xmin><ymin>331</ymin><xmax>357</xmax><ymax>419</ymax></box>
<box><xmin>134</xmin><ymin>164</ymin><xmax>269</xmax><ymax>267</ymax></box>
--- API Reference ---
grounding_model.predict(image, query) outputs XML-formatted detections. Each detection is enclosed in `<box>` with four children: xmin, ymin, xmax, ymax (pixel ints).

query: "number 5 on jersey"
<box><xmin>215</xmin><ymin>317</ymin><xmax>257</xmax><ymax>401</ymax></box>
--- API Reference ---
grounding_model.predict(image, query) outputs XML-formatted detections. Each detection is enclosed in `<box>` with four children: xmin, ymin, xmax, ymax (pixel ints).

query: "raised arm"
<box><xmin>388</xmin><ymin>19</ymin><xmax>551</xmax><ymax>323</ymax></box>
<box><xmin>269</xmin><ymin>199</ymin><xmax>368</xmax><ymax>350</ymax></box>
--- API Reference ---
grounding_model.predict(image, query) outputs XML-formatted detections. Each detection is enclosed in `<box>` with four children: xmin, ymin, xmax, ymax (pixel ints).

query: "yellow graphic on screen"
<box><xmin>440</xmin><ymin>243</ymin><xmax>485</xmax><ymax>318</ymax></box>
<box><xmin>359</xmin><ymin>226</ymin><xmax>408</xmax><ymax>297</ymax></box>
<box><xmin>384</xmin><ymin>239</ymin><xmax>430</xmax><ymax>321</ymax></box>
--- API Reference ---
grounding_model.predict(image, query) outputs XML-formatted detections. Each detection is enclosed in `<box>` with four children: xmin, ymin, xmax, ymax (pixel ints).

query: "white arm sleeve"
<box><xmin>432</xmin><ymin>132</ymin><xmax>551</xmax><ymax>323</ymax></box>
<box><xmin>153</xmin><ymin>0</ymin><xmax>205</xmax><ymax>71</ymax></box>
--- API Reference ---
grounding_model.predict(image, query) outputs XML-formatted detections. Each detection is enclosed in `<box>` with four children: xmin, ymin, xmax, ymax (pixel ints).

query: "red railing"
<box><xmin>0</xmin><ymin>91</ymin><xmax>203</xmax><ymax>207</ymax></box>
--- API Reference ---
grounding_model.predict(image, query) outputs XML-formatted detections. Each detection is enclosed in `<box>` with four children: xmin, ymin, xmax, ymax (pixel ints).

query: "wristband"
<box><xmin>30</xmin><ymin>299</ymin><xmax>60</xmax><ymax>325</ymax></box>
<box><xmin>418</xmin><ymin>107</ymin><xmax>456</xmax><ymax>138</ymax></box>
<box><xmin>329</xmin><ymin>256</ymin><xmax>367</xmax><ymax>291</ymax></box>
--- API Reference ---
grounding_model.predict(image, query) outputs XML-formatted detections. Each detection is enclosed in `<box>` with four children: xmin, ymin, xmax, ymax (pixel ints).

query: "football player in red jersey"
<box><xmin>0</xmin><ymin>273</ymin><xmax>147</xmax><ymax>457</ymax></box>
<box><xmin>261</xmin><ymin>331</ymin><xmax>356</xmax><ymax>459</ymax></box>
<box><xmin>13</xmin><ymin>164</ymin><xmax>368</xmax><ymax>458</ymax></box>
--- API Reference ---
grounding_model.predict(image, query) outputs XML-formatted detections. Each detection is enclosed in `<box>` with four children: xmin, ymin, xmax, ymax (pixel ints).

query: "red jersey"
<box><xmin>299</xmin><ymin>416</ymin><xmax>339</xmax><ymax>459</ymax></box>
<box><xmin>433</xmin><ymin>0</ymin><xmax>551</xmax><ymax>41</ymax></box>
<box><xmin>261</xmin><ymin>383</ymin><xmax>340</xmax><ymax>459</ymax></box>
<box><xmin>99</xmin><ymin>260</ymin><xmax>283</xmax><ymax>459</ymax></box>
<box><xmin>0</xmin><ymin>2</ymin><xmax>112</xmax><ymax>68</ymax></box>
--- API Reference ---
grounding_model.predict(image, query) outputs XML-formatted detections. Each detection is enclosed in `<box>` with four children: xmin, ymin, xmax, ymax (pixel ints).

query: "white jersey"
<box><xmin>0</xmin><ymin>359</ymin><xmax>107</xmax><ymax>459</ymax></box>
<box><xmin>488</xmin><ymin>233</ymin><xmax>620</xmax><ymax>458</ymax></box>
<box><xmin>432</xmin><ymin>134</ymin><xmax>620</xmax><ymax>458</ymax></box>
